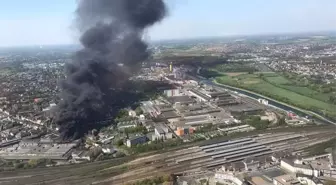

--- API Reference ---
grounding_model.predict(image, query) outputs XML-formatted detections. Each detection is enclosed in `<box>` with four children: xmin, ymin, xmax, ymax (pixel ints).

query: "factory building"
<box><xmin>280</xmin><ymin>153</ymin><xmax>336</xmax><ymax>178</ymax></box>
<box><xmin>169</xmin><ymin>115</ymin><xmax>211</xmax><ymax>135</ymax></box>
<box><xmin>155</xmin><ymin>104</ymin><xmax>175</xmax><ymax>114</ymax></box>
<box><xmin>296</xmin><ymin>174</ymin><xmax>323</xmax><ymax>185</ymax></box>
<box><xmin>141</xmin><ymin>101</ymin><xmax>160</xmax><ymax>117</ymax></box>
<box><xmin>280</xmin><ymin>158</ymin><xmax>317</xmax><ymax>177</ymax></box>
<box><xmin>162</xmin><ymin>110</ymin><xmax>180</xmax><ymax>119</ymax></box>
<box><xmin>0</xmin><ymin>140</ymin><xmax>76</xmax><ymax>161</ymax></box>
<box><xmin>166</xmin><ymin>95</ymin><xmax>195</xmax><ymax>106</ymax></box>
<box><xmin>223</xmin><ymin>103</ymin><xmax>264</xmax><ymax>116</ymax></box>
<box><xmin>164</xmin><ymin>88</ymin><xmax>181</xmax><ymax>97</ymax></box>
<box><xmin>178</xmin><ymin>106</ymin><xmax>221</xmax><ymax>117</ymax></box>
<box><xmin>187</xmin><ymin>89</ymin><xmax>211</xmax><ymax>102</ymax></box>
<box><xmin>183</xmin><ymin>114</ymin><xmax>212</xmax><ymax>126</ymax></box>
<box><xmin>273</xmin><ymin>174</ymin><xmax>300</xmax><ymax>185</ymax></box>
<box><xmin>175</xmin><ymin>127</ymin><xmax>194</xmax><ymax>136</ymax></box>
<box><xmin>214</xmin><ymin>93</ymin><xmax>240</xmax><ymax>107</ymax></box>
<box><xmin>71</xmin><ymin>150</ymin><xmax>91</xmax><ymax>162</ymax></box>
<box><xmin>153</xmin><ymin>124</ymin><xmax>173</xmax><ymax>140</ymax></box>
<box><xmin>126</xmin><ymin>135</ymin><xmax>148</xmax><ymax>147</ymax></box>
<box><xmin>214</xmin><ymin>171</ymin><xmax>245</xmax><ymax>185</ymax></box>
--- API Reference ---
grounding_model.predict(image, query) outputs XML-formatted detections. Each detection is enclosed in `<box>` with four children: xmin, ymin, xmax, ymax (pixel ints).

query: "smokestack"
<box><xmin>53</xmin><ymin>0</ymin><xmax>167</xmax><ymax>139</ymax></box>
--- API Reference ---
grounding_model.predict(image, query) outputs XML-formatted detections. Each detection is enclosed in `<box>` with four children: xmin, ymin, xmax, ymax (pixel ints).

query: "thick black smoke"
<box><xmin>54</xmin><ymin>0</ymin><xmax>166</xmax><ymax>139</ymax></box>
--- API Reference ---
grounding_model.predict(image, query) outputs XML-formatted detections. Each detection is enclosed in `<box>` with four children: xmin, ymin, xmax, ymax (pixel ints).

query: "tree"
<box><xmin>162</xmin><ymin>175</ymin><xmax>172</xmax><ymax>182</ymax></box>
<box><xmin>116</xmin><ymin>109</ymin><xmax>128</xmax><ymax>120</ymax></box>
<box><xmin>92</xmin><ymin>129</ymin><xmax>98</xmax><ymax>136</ymax></box>
<box><xmin>247</xmin><ymin>116</ymin><xmax>269</xmax><ymax>130</ymax></box>
<box><xmin>14</xmin><ymin>163</ymin><xmax>24</xmax><ymax>169</ymax></box>
<box><xmin>28</xmin><ymin>159</ymin><xmax>38</xmax><ymax>167</ymax></box>
<box><xmin>247</xmin><ymin>69</ymin><xmax>254</xmax><ymax>74</ymax></box>
<box><xmin>135</xmin><ymin>106</ymin><xmax>143</xmax><ymax>115</ymax></box>
<box><xmin>124</xmin><ymin>126</ymin><xmax>147</xmax><ymax>134</ymax></box>
<box><xmin>116</xmin><ymin>139</ymin><xmax>124</xmax><ymax>146</ymax></box>
<box><xmin>115</xmin><ymin>152</ymin><xmax>126</xmax><ymax>158</ymax></box>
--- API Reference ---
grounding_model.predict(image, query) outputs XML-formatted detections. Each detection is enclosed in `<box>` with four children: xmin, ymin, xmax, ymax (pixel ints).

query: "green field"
<box><xmin>215</xmin><ymin>63</ymin><xmax>256</xmax><ymax>73</ymax></box>
<box><xmin>265</xmin><ymin>75</ymin><xmax>292</xmax><ymax>84</ymax></box>
<box><xmin>261</xmin><ymin>74</ymin><xmax>335</xmax><ymax>103</ymax></box>
<box><xmin>216</xmin><ymin>73</ymin><xmax>336</xmax><ymax>118</ymax></box>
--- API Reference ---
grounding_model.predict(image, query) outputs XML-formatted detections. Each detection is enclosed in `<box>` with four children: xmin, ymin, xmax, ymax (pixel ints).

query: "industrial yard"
<box><xmin>0</xmin><ymin>125</ymin><xmax>334</xmax><ymax>185</ymax></box>
<box><xmin>0</xmin><ymin>61</ymin><xmax>334</xmax><ymax>185</ymax></box>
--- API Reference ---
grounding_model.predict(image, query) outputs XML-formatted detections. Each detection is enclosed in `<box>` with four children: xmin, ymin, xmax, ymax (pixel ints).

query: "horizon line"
<box><xmin>1</xmin><ymin>30</ymin><xmax>335</xmax><ymax>48</ymax></box>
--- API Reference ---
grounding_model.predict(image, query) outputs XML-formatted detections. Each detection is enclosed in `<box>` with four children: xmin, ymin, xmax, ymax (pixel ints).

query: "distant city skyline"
<box><xmin>0</xmin><ymin>0</ymin><xmax>335</xmax><ymax>47</ymax></box>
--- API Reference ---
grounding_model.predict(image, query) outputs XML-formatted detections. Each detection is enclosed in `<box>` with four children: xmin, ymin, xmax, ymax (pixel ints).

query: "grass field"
<box><xmin>216</xmin><ymin>73</ymin><xmax>336</xmax><ymax>118</ymax></box>
<box><xmin>225</xmin><ymin>72</ymin><xmax>247</xmax><ymax>77</ymax></box>
<box><xmin>262</xmin><ymin>74</ymin><xmax>334</xmax><ymax>103</ymax></box>
<box><xmin>265</xmin><ymin>76</ymin><xmax>292</xmax><ymax>84</ymax></box>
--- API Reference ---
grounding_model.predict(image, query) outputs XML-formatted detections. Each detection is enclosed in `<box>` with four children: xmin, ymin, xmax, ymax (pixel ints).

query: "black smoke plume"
<box><xmin>53</xmin><ymin>0</ymin><xmax>166</xmax><ymax>139</ymax></box>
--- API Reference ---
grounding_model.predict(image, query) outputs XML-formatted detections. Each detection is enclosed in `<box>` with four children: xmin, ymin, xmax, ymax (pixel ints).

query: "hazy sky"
<box><xmin>0</xmin><ymin>0</ymin><xmax>335</xmax><ymax>47</ymax></box>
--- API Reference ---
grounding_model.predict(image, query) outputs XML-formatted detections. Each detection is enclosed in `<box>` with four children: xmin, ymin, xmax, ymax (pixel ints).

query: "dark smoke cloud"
<box><xmin>53</xmin><ymin>0</ymin><xmax>166</xmax><ymax>139</ymax></box>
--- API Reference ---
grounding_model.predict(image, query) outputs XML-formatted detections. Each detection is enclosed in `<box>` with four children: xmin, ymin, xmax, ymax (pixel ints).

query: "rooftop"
<box><xmin>223</xmin><ymin>103</ymin><xmax>263</xmax><ymax>113</ymax></box>
<box><xmin>167</xmin><ymin>95</ymin><xmax>195</xmax><ymax>104</ymax></box>
<box><xmin>251</xmin><ymin>176</ymin><xmax>273</xmax><ymax>185</ymax></box>
<box><xmin>188</xmin><ymin>89</ymin><xmax>211</xmax><ymax>101</ymax></box>
<box><xmin>273</xmin><ymin>174</ymin><xmax>300</xmax><ymax>185</ymax></box>
<box><xmin>155</xmin><ymin>126</ymin><xmax>165</xmax><ymax>134</ymax></box>
<box><xmin>0</xmin><ymin>141</ymin><xmax>75</xmax><ymax>160</ymax></box>
<box><xmin>162</xmin><ymin>111</ymin><xmax>180</xmax><ymax>119</ymax></box>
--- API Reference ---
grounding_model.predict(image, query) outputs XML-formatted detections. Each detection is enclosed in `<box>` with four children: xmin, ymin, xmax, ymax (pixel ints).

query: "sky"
<box><xmin>0</xmin><ymin>0</ymin><xmax>335</xmax><ymax>47</ymax></box>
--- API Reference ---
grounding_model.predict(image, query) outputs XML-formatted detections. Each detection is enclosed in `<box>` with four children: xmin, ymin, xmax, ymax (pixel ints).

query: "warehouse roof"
<box><xmin>223</xmin><ymin>104</ymin><xmax>263</xmax><ymax>113</ymax></box>
<box><xmin>167</xmin><ymin>96</ymin><xmax>195</xmax><ymax>104</ymax></box>
<box><xmin>188</xmin><ymin>89</ymin><xmax>211</xmax><ymax>101</ymax></box>
<box><xmin>162</xmin><ymin>111</ymin><xmax>179</xmax><ymax>119</ymax></box>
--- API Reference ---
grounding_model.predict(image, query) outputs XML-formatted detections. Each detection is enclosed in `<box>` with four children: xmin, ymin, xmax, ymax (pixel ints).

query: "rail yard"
<box><xmin>0</xmin><ymin>126</ymin><xmax>334</xmax><ymax>185</ymax></box>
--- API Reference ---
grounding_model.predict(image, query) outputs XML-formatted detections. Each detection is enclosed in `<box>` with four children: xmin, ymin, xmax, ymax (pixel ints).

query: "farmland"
<box><xmin>214</xmin><ymin>72</ymin><xmax>336</xmax><ymax>119</ymax></box>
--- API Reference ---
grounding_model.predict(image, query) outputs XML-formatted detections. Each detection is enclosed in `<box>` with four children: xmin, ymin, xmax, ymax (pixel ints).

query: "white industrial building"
<box><xmin>164</xmin><ymin>89</ymin><xmax>181</xmax><ymax>97</ymax></box>
<box><xmin>273</xmin><ymin>174</ymin><xmax>300</xmax><ymax>185</ymax></box>
<box><xmin>153</xmin><ymin>124</ymin><xmax>173</xmax><ymax>140</ymax></box>
<box><xmin>215</xmin><ymin>171</ymin><xmax>244</xmax><ymax>185</ymax></box>
<box><xmin>280</xmin><ymin>159</ymin><xmax>319</xmax><ymax>177</ymax></box>
<box><xmin>187</xmin><ymin>89</ymin><xmax>211</xmax><ymax>102</ymax></box>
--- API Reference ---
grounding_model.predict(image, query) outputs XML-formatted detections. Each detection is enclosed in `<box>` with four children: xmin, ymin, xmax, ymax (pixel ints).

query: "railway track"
<box><xmin>0</xmin><ymin>128</ymin><xmax>334</xmax><ymax>185</ymax></box>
